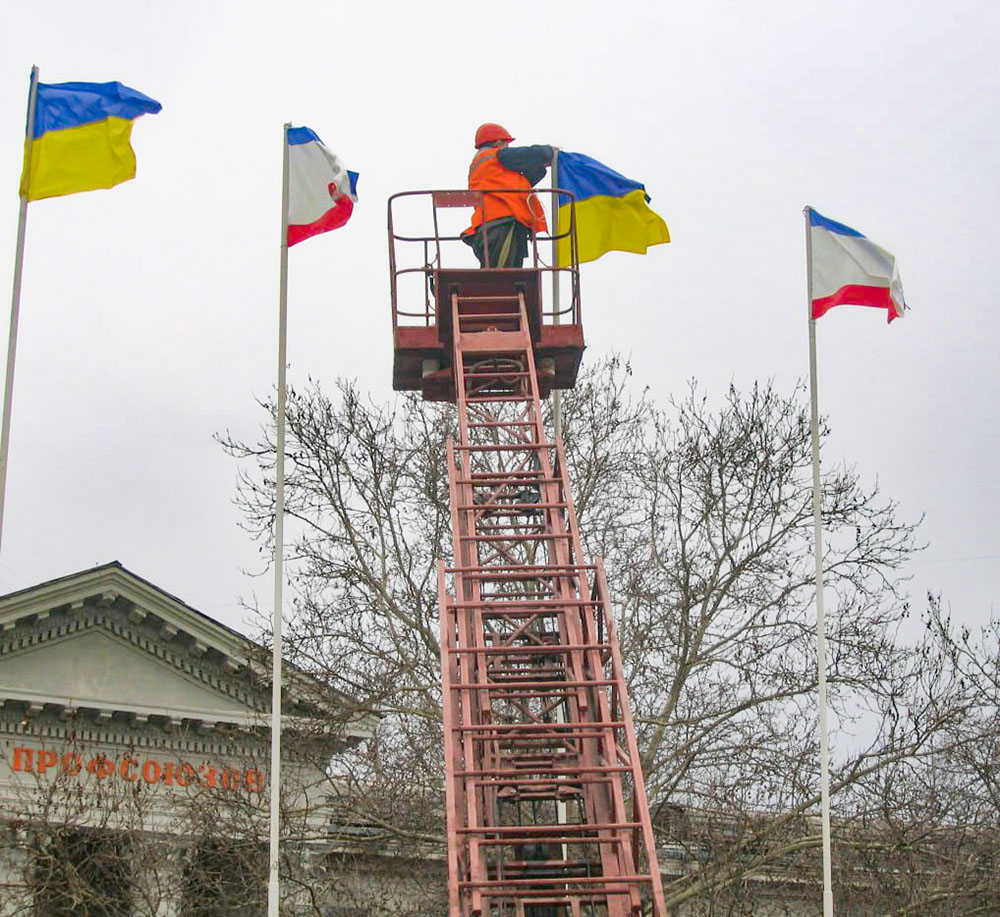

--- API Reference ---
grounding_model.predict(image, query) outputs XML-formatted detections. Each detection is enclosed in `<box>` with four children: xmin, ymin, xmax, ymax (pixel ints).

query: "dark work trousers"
<box><xmin>463</xmin><ymin>217</ymin><xmax>531</xmax><ymax>268</ymax></box>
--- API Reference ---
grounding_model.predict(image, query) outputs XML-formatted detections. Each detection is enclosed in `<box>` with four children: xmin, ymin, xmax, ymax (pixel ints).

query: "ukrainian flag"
<box><xmin>19</xmin><ymin>78</ymin><xmax>161</xmax><ymax>202</ymax></box>
<box><xmin>555</xmin><ymin>152</ymin><xmax>669</xmax><ymax>266</ymax></box>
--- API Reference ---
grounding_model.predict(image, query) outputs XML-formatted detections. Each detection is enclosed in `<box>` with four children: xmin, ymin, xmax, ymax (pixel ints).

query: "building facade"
<box><xmin>0</xmin><ymin>563</ymin><xmax>369</xmax><ymax>916</ymax></box>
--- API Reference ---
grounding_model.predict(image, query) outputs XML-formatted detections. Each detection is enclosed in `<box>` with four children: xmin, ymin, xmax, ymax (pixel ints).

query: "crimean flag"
<box><xmin>555</xmin><ymin>151</ymin><xmax>669</xmax><ymax>266</ymax></box>
<box><xmin>286</xmin><ymin>127</ymin><xmax>358</xmax><ymax>246</ymax></box>
<box><xmin>19</xmin><ymin>78</ymin><xmax>161</xmax><ymax>202</ymax></box>
<box><xmin>809</xmin><ymin>208</ymin><xmax>905</xmax><ymax>323</ymax></box>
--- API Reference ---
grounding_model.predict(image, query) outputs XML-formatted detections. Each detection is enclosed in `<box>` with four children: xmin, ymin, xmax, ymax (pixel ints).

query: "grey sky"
<box><xmin>0</xmin><ymin>0</ymin><xmax>997</xmax><ymax>636</ymax></box>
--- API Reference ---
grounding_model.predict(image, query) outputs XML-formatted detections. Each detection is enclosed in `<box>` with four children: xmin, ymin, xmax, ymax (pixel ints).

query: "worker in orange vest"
<box><xmin>461</xmin><ymin>123</ymin><xmax>553</xmax><ymax>268</ymax></box>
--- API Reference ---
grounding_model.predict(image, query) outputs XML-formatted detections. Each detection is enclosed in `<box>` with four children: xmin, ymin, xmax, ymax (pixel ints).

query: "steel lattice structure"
<box><xmin>437</xmin><ymin>288</ymin><xmax>665</xmax><ymax>917</ymax></box>
<box><xmin>389</xmin><ymin>190</ymin><xmax>664</xmax><ymax>917</ymax></box>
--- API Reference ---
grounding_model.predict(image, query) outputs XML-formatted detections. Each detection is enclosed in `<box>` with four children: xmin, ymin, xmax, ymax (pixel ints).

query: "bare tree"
<box><xmin>219</xmin><ymin>355</ymin><xmax>998</xmax><ymax>914</ymax></box>
<box><xmin>826</xmin><ymin>596</ymin><xmax>1000</xmax><ymax>916</ymax></box>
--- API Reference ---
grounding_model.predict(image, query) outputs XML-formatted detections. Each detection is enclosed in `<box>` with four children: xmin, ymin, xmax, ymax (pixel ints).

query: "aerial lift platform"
<box><xmin>389</xmin><ymin>189</ymin><xmax>665</xmax><ymax>917</ymax></box>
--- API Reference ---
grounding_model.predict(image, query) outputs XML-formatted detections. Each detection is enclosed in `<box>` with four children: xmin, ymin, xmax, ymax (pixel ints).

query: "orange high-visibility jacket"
<box><xmin>464</xmin><ymin>147</ymin><xmax>548</xmax><ymax>235</ymax></box>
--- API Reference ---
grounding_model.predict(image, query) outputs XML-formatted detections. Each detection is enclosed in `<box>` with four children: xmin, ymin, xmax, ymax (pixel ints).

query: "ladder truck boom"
<box><xmin>390</xmin><ymin>189</ymin><xmax>665</xmax><ymax>917</ymax></box>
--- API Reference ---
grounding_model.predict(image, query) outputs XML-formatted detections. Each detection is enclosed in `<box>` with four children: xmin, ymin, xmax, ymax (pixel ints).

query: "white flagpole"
<box><xmin>0</xmin><ymin>66</ymin><xmax>40</xmax><ymax>552</ymax></box>
<box><xmin>805</xmin><ymin>205</ymin><xmax>835</xmax><ymax>917</ymax></box>
<box><xmin>267</xmin><ymin>122</ymin><xmax>291</xmax><ymax>917</ymax></box>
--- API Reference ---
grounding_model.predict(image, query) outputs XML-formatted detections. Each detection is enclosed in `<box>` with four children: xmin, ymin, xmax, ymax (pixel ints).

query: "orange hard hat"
<box><xmin>475</xmin><ymin>123</ymin><xmax>514</xmax><ymax>148</ymax></box>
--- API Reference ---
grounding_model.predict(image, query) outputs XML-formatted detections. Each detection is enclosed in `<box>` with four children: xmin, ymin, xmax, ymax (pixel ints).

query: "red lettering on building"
<box><xmin>142</xmin><ymin>759</ymin><xmax>162</xmax><ymax>784</ymax></box>
<box><xmin>11</xmin><ymin>746</ymin><xmax>265</xmax><ymax>793</ymax></box>
<box><xmin>177</xmin><ymin>763</ymin><xmax>197</xmax><ymax>787</ymax></box>
<box><xmin>244</xmin><ymin>769</ymin><xmax>265</xmax><ymax>793</ymax></box>
<box><xmin>221</xmin><ymin>769</ymin><xmax>243</xmax><ymax>790</ymax></box>
<box><xmin>87</xmin><ymin>755</ymin><xmax>114</xmax><ymax>779</ymax></box>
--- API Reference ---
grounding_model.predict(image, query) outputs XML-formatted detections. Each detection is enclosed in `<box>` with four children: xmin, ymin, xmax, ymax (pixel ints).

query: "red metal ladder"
<box><xmin>438</xmin><ymin>285</ymin><xmax>665</xmax><ymax>917</ymax></box>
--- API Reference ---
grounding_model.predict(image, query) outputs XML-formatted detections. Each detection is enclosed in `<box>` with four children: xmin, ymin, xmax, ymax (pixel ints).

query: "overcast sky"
<box><xmin>0</xmin><ymin>0</ymin><xmax>997</xmax><ymax>641</ymax></box>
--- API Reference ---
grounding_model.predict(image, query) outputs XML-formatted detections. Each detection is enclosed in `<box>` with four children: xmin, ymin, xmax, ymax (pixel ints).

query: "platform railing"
<box><xmin>388</xmin><ymin>188</ymin><xmax>581</xmax><ymax>331</ymax></box>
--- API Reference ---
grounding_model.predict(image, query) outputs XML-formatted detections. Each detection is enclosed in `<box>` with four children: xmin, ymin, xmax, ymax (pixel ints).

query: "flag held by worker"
<box><xmin>286</xmin><ymin>127</ymin><xmax>358</xmax><ymax>246</ymax></box>
<box><xmin>19</xmin><ymin>78</ymin><xmax>162</xmax><ymax>202</ymax></box>
<box><xmin>808</xmin><ymin>208</ymin><xmax>905</xmax><ymax>323</ymax></box>
<box><xmin>555</xmin><ymin>152</ymin><xmax>669</xmax><ymax>266</ymax></box>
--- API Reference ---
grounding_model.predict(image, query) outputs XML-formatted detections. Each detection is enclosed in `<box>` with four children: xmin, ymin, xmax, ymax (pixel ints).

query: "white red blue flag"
<box><xmin>808</xmin><ymin>208</ymin><xmax>905</xmax><ymax>323</ymax></box>
<box><xmin>286</xmin><ymin>126</ymin><xmax>358</xmax><ymax>246</ymax></box>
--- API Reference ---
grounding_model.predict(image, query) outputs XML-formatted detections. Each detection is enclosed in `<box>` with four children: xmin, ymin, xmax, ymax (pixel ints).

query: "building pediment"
<box><xmin>1</xmin><ymin>627</ymin><xmax>256</xmax><ymax>724</ymax></box>
<box><xmin>0</xmin><ymin>562</ymin><xmax>253</xmax><ymax>666</ymax></box>
<box><xmin>0</xmin><ymin>563</ymin><xmax>270</xmax><ymax>725</ymax></box>
<box><xmin>0</xmin><ymin>563</ymin><xmax>372</xmax><ymax>740</ymax></box>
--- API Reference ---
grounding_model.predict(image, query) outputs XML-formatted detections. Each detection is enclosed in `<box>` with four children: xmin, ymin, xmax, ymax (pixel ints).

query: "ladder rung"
<box><xmin>473</xmin><ymin>524</ymin><xmax>552</xmax><ymax>532</ymax></box>
<box><xmin>457</xmin><ymin>763</ymin><xmax>630</xmax><ymax>776</ymax></box>
<box><xmin>457</xmin><ymin>443</ymin><xmax>554</xmax><ymax>452</ymax></box>
<box><xmin>454</xmin><ymin>686</ymin><xmax>614</xmax><ymax>698</ymax></box>
<box><xmin>446</xmin><ymin>564</ymin><xmax>594</xmax><ymax>575</ymax></box>
<box><xmin>459</xmin><ymin>822</ymin><xmax>642</xmax><ymax>836</ymax></box>
<box><xmin>476</xmin><ymin>834</ymin><xmax>627</xmax><ymax>847</ymax></box>
<box><xmin>466</xmin><ymin>421</ymin><xmax>535</xmax><ymax>428</ymax></box>
<box><xmin>463</xmin><ymin>474</ymin><xmax>557</xmax><ymax>482</ymax></box>
<box><xmin>449</xmin><ymin>598</ymin><xmax>597</xmax><ymax>610</ymax></box>
<box><xmin>460</xmin><ymin>875</ymin><xmax>652</xmax><ymax>889</ymax></box>
<box><xmin>453</xmin><ymin>721</ymin><xmax>625</xmax><ymax>733</ymax></box>
<box><xmin>457</xmin><ymin>502</ymin><xmax>564</xmax><ymax>510</ymax></box>
<box><xmin>456</xmin><ymin>680</ymin><xmax>613</xmax><ymax>691</ymax></box>
<box><xmin>458</xmin><ymin>533</ymin><xmax>572</xmax><ymax>543</ymax></box>
<box><xmin>448</xmin><ymin>643</ymin><xmax>609</xmax><ymax>655</ymax></box>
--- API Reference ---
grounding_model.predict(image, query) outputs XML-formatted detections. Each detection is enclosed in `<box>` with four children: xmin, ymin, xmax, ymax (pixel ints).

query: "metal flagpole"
<box><xmin>550</xmin><ymin>149</ymin><xmax>562</xmax><ymax>440</ymax></box>
<box><xmin>547</xmin><ymin>147</ymin><xmax>569</xmax><ymax>859</ymax></box>
<box><xmin>0</xmin><ymin>66</ymin><xmax>40</xmax><ymax>552</ymax></box>
<box><xmin>267</xmin><ymin>122</ymin><xmax>292</xmax><ymax>917</ymax></box>
<box><xmin>805</xmin><ymin>205</ymin><xmax>835</xmax><ymax>917</ymax></box>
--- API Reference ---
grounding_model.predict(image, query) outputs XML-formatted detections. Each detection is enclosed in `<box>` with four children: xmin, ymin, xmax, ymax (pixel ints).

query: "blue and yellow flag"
<box><xmin>555</xmin><ymin>152</ymin><xmax>669</xmax><ymax>266</ymax></box>
<box><xmin>19</xmin><ymin>78</ymin><xmax>162</xmax><ymax>202</ymax></box>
